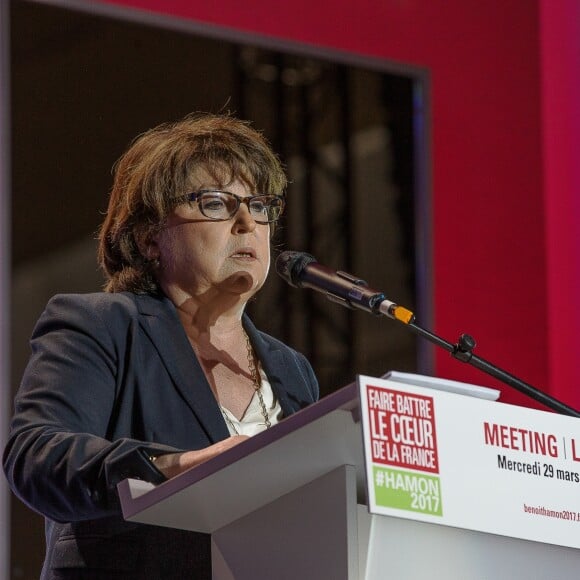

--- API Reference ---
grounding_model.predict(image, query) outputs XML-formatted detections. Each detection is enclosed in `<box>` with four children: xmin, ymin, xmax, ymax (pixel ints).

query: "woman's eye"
<box><xmin>250</xmin><ymin>202</ymin><xmax>266</xmax><ymax>213</ymax></box>
<box><xmin>203</xmin><ymin>199</ymin><xmax>226</xmax><ymax>211</ymax></box>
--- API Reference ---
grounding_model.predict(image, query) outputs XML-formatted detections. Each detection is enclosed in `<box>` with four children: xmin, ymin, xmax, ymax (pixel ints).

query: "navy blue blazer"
<box><xmin>3</xmin><ymin>292</ymin><xmax>319</xmax><ymax>579</ymax></box>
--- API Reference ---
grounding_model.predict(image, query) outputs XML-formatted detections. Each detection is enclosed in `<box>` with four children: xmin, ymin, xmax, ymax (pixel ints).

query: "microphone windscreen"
<box><xmin>275</xmin><ymin>251</ymin><xmax>316</xmax><ymax>287</ymax></box>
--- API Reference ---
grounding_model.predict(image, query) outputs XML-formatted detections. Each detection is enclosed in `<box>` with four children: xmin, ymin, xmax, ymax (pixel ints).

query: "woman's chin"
<box><xmin>221</xmin><ymin>271</ymin><xmax>262</xmax><ymax>296</ymax></box>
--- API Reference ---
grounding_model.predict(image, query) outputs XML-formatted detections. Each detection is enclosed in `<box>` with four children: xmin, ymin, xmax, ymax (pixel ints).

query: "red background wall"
<box><xmin>96</xmin><ymin>0</ymin><xmax>579</xmax><ymax>411</ymax></box>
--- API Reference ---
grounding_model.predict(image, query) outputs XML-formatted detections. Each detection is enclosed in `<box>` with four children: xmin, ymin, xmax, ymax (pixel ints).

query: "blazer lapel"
<box><xmin>135</xmin><ymin>294</ymin><xmax>230</xmax><ymax>443</ymax></box>
<box><xmin>243</xmin><ymin>315</ymin><xmax>309</xmax><ymax>417</ymax></box>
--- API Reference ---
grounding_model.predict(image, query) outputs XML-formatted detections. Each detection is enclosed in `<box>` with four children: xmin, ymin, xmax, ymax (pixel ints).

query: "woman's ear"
<box><xmin>135</xmin><ymin>229</ymin><xmax>159</xmax><ymax>261</ymax></box>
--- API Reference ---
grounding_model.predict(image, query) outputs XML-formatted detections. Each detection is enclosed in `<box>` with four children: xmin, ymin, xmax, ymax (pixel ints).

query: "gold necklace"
<box><xmin>220</xmin><ymin>330</ymin><xmax>271</xmax><ymax>434</ymax></box>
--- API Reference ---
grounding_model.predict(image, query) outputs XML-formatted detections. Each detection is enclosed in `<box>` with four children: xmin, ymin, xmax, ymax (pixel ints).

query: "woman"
<box><xmin>3</xmin><ymin>114</ymin><xmax>319</xmax><ymax>579</ymax></box>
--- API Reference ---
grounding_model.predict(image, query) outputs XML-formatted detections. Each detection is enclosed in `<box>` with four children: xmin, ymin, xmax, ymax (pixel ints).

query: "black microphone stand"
<box><xmin>396</xmin><ymin>316</ymin><xmax>580</xmax><ymax>418</ymax></box>
<box><xmin>324</xmin><ymin>280</ymin><xmax>580</xmax><ymax>418</ymax></box>
<box><xmin>329</xmin><ymin>280</ymin><xmax>580</xmax><ymax>418</ymax></box>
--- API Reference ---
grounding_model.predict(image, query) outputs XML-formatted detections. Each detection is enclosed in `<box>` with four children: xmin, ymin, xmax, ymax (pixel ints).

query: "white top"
<box><xmin>221</xmin><ymin>368</ymin><xmax>283</xmax><ymax>436</ymax></box>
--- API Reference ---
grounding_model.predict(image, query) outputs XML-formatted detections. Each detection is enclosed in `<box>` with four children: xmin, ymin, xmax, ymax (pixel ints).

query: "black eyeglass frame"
<box><xmin>173</xmin><ymin>189</ymin><xmax>285</xmax><ymax>224</ymax></box>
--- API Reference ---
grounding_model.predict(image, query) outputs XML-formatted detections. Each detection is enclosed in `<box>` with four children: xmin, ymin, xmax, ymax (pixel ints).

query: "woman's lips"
<box><xmin>230</xmin><ymin>248</ymin><xmax>256</xmax><ymax>259</ymax></box>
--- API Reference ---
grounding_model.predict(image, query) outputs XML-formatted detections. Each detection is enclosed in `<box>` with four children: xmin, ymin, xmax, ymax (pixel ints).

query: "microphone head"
<box><xmin>275</xmin><ymin>251</ymin><xmax>316</xmax><ymax>287</ymax></box>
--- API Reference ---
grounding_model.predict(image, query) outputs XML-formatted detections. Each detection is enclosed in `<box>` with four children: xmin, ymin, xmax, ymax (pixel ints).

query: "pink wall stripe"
<box><xmin>540</xmin><ymin>0</ymin><xmax>580</xmax><ymax>408</ymax></box>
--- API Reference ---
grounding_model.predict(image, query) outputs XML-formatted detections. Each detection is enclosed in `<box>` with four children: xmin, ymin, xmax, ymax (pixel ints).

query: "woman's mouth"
<box><xmin>231</xmin><ymin>249</ymin><xmax>256</xmax><ymax>259</ymax></box>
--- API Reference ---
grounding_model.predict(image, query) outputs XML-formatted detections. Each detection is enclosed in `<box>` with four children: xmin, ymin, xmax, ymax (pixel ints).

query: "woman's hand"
<box><xmin>152</xmin><ymin>435</ymin><xmax>249</xmax><ymax>479</ymax></box>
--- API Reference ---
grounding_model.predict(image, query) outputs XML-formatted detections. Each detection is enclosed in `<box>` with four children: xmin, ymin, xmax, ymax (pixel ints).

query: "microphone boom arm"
<box><xmin>403</xmin><ymin>321</ymin><xmax>580</xmax><ymax>418</ymax></box>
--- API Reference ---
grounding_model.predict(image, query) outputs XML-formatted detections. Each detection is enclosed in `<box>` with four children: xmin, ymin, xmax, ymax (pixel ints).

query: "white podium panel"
<box><xmin>212</xmin><ymin>465</ymin><xmax>359</xmax><ymax>580</ymax></box>
<box><xmin>118</xmin><ymin>377</ymin><xmax>580</xmax><ymax>579</ymax></box>
<box><xmin>365</xmin><ymin>515</ymin><xmax>580</xmax><ymax>580</ymax></box>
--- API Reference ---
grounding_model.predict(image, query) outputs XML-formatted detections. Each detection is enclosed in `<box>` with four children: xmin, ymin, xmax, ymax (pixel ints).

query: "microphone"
<box><xmin>275</xmin><ymin>251</ymin><xmax>414</xmax><ymax>324</ymax></box>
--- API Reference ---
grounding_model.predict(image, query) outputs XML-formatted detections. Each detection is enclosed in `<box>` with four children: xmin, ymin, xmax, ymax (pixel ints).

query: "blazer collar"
<box><xmin>135</xmin><ymin>293</ymin><xmax>230</xmax><ymax>443</ymax></box>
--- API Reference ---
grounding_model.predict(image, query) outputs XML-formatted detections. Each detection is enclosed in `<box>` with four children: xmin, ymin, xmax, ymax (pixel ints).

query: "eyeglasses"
<box><xmin>175</xmin><ymin>190</ymin><xmax>285</xmax><ymax>224</ymax></box>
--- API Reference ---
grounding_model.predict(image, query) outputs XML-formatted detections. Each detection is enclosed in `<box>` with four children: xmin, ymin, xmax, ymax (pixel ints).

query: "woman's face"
<box><xmin>153</xmin><ymin>179</ymin><xmax>271</xmax><ymax>307</ymax></box>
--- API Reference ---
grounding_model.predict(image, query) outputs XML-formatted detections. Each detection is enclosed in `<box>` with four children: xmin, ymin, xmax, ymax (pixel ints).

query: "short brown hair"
<box><xmin>98</xmin><ymin>113</ymin><xmax>287</xmax><ymax>294</ymax></box>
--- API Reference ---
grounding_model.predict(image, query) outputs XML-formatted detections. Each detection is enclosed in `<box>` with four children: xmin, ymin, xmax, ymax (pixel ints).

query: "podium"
<box><xmin>118</xmin><ymin>377</ymin><xmax>580</xmax><ymax>579</ymax></box>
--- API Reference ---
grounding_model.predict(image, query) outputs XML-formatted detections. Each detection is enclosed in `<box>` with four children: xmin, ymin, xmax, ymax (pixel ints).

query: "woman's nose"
<box><xmin>231</xmin><ymin>202</ymin><xmax>257</xmax><ymax>233</ymax></box>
